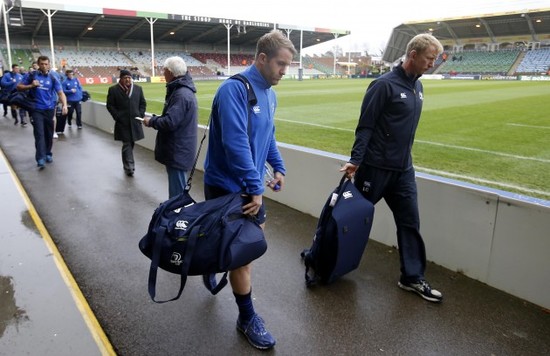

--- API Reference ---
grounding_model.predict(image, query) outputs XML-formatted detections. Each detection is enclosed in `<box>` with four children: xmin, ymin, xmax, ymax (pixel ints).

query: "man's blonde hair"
<box><xmin>405</xmin><ymin>33</ymin><xmax>443</xmax><ymax>59</ymax></box>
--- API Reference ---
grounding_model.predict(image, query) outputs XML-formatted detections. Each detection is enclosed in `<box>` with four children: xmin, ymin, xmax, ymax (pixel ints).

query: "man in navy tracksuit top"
<box><xmin>203</xmin><ymin>30</ymin><xmax>296</xmax><ymax>350</ymax></box>
<box><xmin>17</xmin><ymin>56</ymin><xmax>68</xmax><ymax>169</ymax></box>
<box><xmin>341</xmin><ymin>34</ymin><xmax>444</xmax><ymax>303</ymax></box>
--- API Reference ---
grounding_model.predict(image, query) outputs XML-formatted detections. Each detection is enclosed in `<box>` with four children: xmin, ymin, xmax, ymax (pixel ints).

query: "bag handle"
<box><xmin>148</xmin><ymin>225</ymin><xmax>201</xmax><ymax>303</ymax></box>
<box><xmin>202</xmin><ymin>272</ymin><xmax>229</xmax><ymax>295</ymax></box>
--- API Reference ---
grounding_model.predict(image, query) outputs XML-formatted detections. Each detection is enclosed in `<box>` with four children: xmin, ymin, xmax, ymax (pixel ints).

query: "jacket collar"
<box><xmin>166</xmin><ymin>72</ymin><xmax>196</xmax><ymax>95</ymax></box>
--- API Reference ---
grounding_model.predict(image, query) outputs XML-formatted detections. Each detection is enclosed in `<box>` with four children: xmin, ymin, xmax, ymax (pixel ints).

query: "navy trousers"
<box><xmin>354</xmin><ymin>165</ymin><xmax>426</xmax><ymax>283</ymax></box>
<box><xmin>67</xmin><ymin>101</ymin><xmax>82</xmax><ymax>127</ymax></box>
<box><xmin>31</xmin><ymin>109</ymin><xmax>55</xmax><ymax>163</ymax></box>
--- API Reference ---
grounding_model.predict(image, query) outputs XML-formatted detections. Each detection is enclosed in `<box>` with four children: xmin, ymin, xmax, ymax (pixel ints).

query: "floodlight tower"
<box><xmin>2</xmin><ymin>0</ymin><xmax>13</xmax><ymax>67</ymax></box>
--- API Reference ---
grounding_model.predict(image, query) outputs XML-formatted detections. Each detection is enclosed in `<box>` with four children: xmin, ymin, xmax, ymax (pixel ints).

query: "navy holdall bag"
<box><xmin>139</xmin><ymin>190</ymin><xmax>267</xmax><ymax>303</ymax></box>
<box><xmin>301</xmin><ymin>175</ymin><xmax>374</xmax><ymax>286</ymax></box>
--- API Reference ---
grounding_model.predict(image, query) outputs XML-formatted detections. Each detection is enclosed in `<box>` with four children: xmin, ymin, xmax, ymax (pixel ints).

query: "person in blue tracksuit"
<box><xmin>1</xmin><ymin>64</ymin><xmax>24</xmax><ymax>125</ymax></box>
<box><xmin>341</xmin><ymin>34</ymin><xmax>444</xmax><ymax>303</ymax></box>
<box><xmin>17</xmin><ymin>56</ymin><xmax>68</xmax><ymax>169</ymax></box>
<box><xmin>62</xmin><ymin>69</ymin><xmax>84</xmax><ymax>129</ymax></box>
<box><xmin>203</xmin><ymin>30</ymin><xmax>296</xmax><ymax>350</ymax></box>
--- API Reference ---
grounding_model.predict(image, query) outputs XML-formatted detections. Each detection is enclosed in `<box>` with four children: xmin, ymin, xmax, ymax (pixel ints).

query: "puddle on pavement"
<box><xmin>20</xmin><ymin>210</ymin><xmax>39</xmax><ymax>234</ymax></box>
<box><xmin>0</xmin><ymin>275</ymin><xmax>29</xmax><ymax>338</ymax></box>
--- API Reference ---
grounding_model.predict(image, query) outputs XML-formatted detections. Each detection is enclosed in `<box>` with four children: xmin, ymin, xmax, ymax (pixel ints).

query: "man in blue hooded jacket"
<box><xmin>143</xmin><ymin>56</ymin><xmax>198</xmax><ymax>198</ymax></box>
<box><xmin>62</xmin><ymin>69</ymin><xmax>84</xmax><ymax>129</ymax></box>
<box><xmin>203</xmin><ymin>30</ymin><xmax>296</xmax><ymax>350</ymax></box>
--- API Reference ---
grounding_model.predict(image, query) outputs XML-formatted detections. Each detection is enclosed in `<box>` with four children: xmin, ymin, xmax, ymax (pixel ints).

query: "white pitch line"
<box><xmin>277</xmin><ymin>118</ymin><xmax>355</xmax><ymax>132</ymax></box>
<box><xmin>507</xmin><ymin>123</ymin><xmax>550</xmax><ymax>130</ymax></box>
<box><xmin>415</xmin><ymin>140</ymin><xmax>550</xmax><ymax>164</ymax></box>
<box><xmin>416</xmin><ymin>166</ymin><xmax>550</xmax><ymax>198</ymax></box>
<box><xmin>276</xmin><ymin>118</ymin><xmax>549</xmax><ymax>164</ymax></box>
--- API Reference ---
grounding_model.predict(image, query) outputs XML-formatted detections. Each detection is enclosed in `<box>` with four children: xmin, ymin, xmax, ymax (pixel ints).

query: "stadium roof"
<box><xmin>383</xmin><ymin>8</ymin><xmax>550</xmax><ymax>63</ymax></box>
<box><xmin>0</xmin><ymin>2</ymin><xmax>350</xmax><ymax>51</ymax></box>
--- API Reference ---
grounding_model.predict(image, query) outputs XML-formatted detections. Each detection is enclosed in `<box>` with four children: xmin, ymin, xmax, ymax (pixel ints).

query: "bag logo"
<box><xmin>170</xmin><ymin>252</ymin><xmax>183</xmax><ymax>266</ymax></box>
<box><xmin>175</xmin><ymin>220</ymin><xmax>188</xmax><ymax>230</ymax></box>
<box><xmin>343</xmin><ymin>191</ymin><xmax>353</xmax><ymax>199</ymax></box>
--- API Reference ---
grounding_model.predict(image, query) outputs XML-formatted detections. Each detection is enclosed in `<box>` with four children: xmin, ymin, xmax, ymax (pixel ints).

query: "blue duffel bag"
<box><xmin>139</xmin><ymin>189</ymin><xmax>267</xmax><ymax>303</ymax></box>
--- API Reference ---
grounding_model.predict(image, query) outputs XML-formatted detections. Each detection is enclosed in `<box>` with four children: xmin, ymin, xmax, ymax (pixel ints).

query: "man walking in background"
<box><xmin>62</xmin><ymin>69</ymin><xmax>84</xmax><ymax>130</ymax></box>
<box><xmin>106</xmin><ymin>69</ymin><xmax>146</xmax><ymax>177</ymax></box>
<box><xmin>17</xmin><ymin>56</ymin><xmax>68</xmax><ymax>169</ymax></box>
<box><xmin>1</xmin><ymin>64</ymin><xmax>25</xmax><ymax>126</ymax></box>
<box><xmin>340</xmin><ymin>33</ymin><xmax>444</xmax><ymax>303</ymax></box>
<box><xmin>143</xmin><ymin>56</ymin><xmax>197</xmax><ymax>198</ymax></box>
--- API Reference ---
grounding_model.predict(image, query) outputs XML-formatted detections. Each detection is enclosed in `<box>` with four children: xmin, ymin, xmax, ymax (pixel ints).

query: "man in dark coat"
<box><xmin>143</xmin><ymin>56</ymin><xmax>198</xmax><ymax>198</ymax></box>
<box><xmin>106</xmin><ymin>69</ymin><xmax>146</xmax><ymax>176</ymax></box>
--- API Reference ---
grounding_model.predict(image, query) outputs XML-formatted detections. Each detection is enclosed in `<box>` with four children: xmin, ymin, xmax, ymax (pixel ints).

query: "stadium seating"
<box><xmin>515</xmin><ymin>48</ymin><xmax>550</xmax><ymax>74</ymax></box>
<box><xmin>7</xmin><ymin>44</ymin><xmax>545</xmax><ymax>78</ymax></box>
<box><xmin>1</xmin><ymin>48</ymin><xmax>34</xmax><ymax>70</ymax></box>
<box><xmin>302</xmin><ymin>55</ymin><xmax>346</xmax><ymax>75</ymax></box>
<box><xmin>437</xmin><ymin>50</ymin><xmax>520</xmax><ymax>75</ymax></box>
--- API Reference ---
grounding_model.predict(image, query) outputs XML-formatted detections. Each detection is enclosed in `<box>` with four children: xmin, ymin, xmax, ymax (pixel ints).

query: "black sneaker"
<box><xmin>236</xmin><ymin>314</ymin><xmax>276</xmax><ymax>350</ymax></box>
<box><xmin>398</xmin><ymin>279</ymin><xmax>443</xmax><ymax>303</ymax></box>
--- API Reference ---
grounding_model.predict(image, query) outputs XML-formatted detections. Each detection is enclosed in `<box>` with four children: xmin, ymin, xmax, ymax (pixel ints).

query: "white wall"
<box><xmin>83</xmin><ymin>102</ymin><xmax>550</xmax><ymax>309</ymax></box>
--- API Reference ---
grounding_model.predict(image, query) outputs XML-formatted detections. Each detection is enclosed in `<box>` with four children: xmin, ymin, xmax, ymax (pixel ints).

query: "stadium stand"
<box><xmin>515</xmin><ymin>48</ymin><xmax>550</xmax><ymax>74</ymax></box>
<box><xmin>3</xmin><ymin>44</ymin><xmax>549</xmax><ymax>78</ymax></box>
<box><xmin>1</xmin><ymin>47</ymin><xmax>34</xmax><ymax>70</ymax></box>
<box><xmin>302</xmin><ymin>55</ymin><xmax>346</xmax><ymax>75</ymax></box>
<box><xmin>436</xmin><ymin>50</ymin><xmax>520</xmax><ymax>75</ymax></box>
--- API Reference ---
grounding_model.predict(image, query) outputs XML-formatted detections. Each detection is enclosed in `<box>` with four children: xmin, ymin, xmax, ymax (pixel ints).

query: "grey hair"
<box><xmin>405</xmin><ymin>34</ymin><xmax>443</xmax><ymax>59</ymax></box>
<box><xmin>163</xmin><ymin>56</ymin><xmax>188</xmax><ymax>77</ymax></box>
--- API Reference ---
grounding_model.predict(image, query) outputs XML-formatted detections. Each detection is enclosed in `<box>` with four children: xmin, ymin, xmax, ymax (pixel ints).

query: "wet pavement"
<box><xmin>0</xmin><ymin>116</ymin><xmax>549</xmax><ymax>355</ymax></box>
<box><xmin>0</xmin><ymin>149</ymin><xmax>105</xmax><ymax>355</ymax></box>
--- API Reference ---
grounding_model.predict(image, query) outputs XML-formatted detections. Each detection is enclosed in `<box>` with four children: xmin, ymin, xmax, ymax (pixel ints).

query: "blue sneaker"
<box><xmin>236</xmin><ymin>314</ymin><xmax>276</xmax><ymax>350</ymax></box>
<box><xmin>37</xmin><ymin>159</ymin><xmax>45</xmax><ymax>170</ymax></box>
<box><xmin>46</xmin><ymin>155</ymin><xmax>53</xmax><ymax>163</ymax></box>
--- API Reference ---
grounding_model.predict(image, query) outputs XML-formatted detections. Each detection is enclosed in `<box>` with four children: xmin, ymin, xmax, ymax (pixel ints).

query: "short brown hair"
<box><xmin>37</xmin><ymin>55</ymin><xmax>50</xmax><ymax>64</ymax></box>
<box><xmin>255</xmin><ymin>29</ymin><xmax>297</xmax><ymax>60</ymax></box>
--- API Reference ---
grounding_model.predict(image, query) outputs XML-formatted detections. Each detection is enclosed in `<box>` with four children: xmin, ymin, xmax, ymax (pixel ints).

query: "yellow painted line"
<box><xmin>0</xmin><ymin>150</ymin><xmax>116</xmax><ymax>356</ymax></box>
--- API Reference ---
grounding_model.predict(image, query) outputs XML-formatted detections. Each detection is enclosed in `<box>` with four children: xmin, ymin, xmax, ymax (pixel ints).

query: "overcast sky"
<box><xmin>36</xmin><ymin>0</ymin><xmax>550</xmax><ymax>55</ymax></box>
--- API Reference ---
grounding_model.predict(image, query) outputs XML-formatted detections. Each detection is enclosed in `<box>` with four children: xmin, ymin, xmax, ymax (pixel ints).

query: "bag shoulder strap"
<box><xmin>186</xmin><ymin>73</ymin><xmax>256</xmax><ymax>191</ymax></box>
<box><xmin>229</xmin><ymin>73</ymin><xmax>257</xmax><ymax>106</ymax></box>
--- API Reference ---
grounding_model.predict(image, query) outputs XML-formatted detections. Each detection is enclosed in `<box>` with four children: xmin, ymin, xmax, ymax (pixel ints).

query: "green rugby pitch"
<box><xmin>87</xmin><ymin>78</ymin><xmax>550</xmax><ymax>200</ymax></box>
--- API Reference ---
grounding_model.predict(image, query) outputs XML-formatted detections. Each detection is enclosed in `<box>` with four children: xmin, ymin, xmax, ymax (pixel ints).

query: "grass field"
<box><xmin>87</xmin><ymin>78</ymin><xmax>550</xmax><ymax>200</ymax></box>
